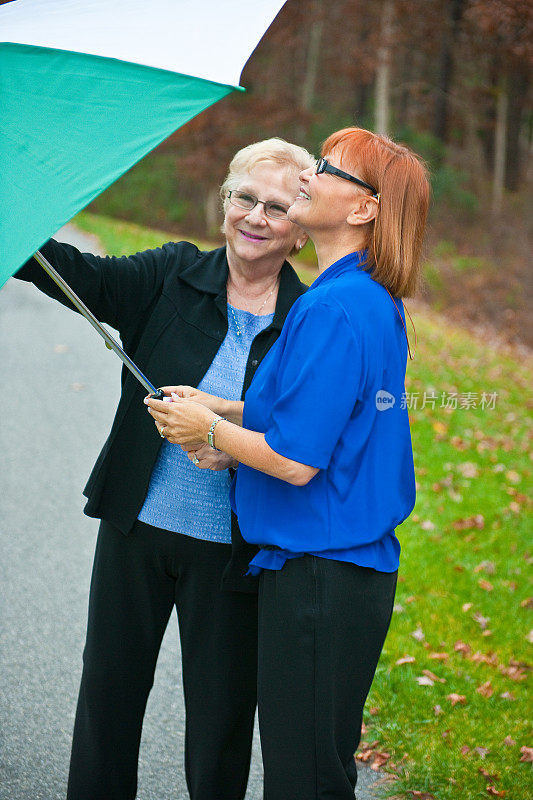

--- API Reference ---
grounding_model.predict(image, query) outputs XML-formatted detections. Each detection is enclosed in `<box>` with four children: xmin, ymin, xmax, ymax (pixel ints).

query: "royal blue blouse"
<box><xmin>230</xmin><ymin>250</ymin><xmax>415</xmax><ymax>574</ymax></box>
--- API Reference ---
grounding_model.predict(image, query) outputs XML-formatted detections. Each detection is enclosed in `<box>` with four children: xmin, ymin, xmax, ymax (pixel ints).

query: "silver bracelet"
<box><xmin>207</xmin><ymin>415</ymin><xmax>226</xmax><ymax>450</ymax></box>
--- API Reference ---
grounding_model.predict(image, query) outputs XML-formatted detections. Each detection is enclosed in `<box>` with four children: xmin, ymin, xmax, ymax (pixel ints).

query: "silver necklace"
<box><xmin>227</xmin><ymin>278</ymin><xmax>278</xmax><ymax>337</ymax></box>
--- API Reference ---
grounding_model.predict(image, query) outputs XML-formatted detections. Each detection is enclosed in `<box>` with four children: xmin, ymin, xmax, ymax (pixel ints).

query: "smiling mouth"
<box><xmin>239</xmin><ymin>230</ymin><xmax>268</xmax><ymax>241</ymax></box>
<box><xmin>297</xmin><ymin>188</ymin><xmax>311</xmax><ymax>200</ymax></box>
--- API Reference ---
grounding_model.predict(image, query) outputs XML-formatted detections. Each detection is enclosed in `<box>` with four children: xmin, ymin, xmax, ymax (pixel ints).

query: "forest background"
<box><xmin>88</xmin><ymin>0</ymin><xmax>532</xmax><ymax>350</ymax></box>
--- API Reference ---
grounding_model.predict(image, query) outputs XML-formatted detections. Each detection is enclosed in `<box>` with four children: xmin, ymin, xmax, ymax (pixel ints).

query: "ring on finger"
<box><xmin>192</xmin><ymin>454</ymin><xmax>199</xmax><ymax>465</ymax></box>
<box><xmin>159</xmin><ymin>426</ymin><xmax>166</xmax><ymax>438</ymax></box>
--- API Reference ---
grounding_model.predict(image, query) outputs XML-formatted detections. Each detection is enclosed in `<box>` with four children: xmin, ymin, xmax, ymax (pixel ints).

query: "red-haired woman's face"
<box><xmin>288</xmin><ymin>150</ymin><xmax>366</xmax><ymax>234</ymax></box>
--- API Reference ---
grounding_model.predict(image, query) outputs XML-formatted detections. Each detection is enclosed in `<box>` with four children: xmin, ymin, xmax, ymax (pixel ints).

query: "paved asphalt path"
<box><xmin>0</xmin><ymin>226</ymin><xmax>385</xmax><ymax>800</ymax></box>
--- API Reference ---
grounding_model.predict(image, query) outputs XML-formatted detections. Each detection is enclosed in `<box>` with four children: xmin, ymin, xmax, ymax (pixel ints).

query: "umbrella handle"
<box><xmin>33</xmin><ymin>249</ymin><xmax>164</xmax><ymax>398</ymax></box>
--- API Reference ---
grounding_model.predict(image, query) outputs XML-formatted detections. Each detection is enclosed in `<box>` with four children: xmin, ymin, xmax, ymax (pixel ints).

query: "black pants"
<box><xmin>257</xmin><ymin>556</ymin><xmax>397</xmax><ymax>800</ymax></box>
<box><xmin>67</xmin><ymin>520</ymin><xmax>258</xmax><ymax>800</ymax></box>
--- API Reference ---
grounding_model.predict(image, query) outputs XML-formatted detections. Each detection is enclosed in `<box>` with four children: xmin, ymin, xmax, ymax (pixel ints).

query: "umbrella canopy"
<box><xmin>0</xmin><ymin>0</ymin><xmax>287</xmax><ymax>288</ymax></box>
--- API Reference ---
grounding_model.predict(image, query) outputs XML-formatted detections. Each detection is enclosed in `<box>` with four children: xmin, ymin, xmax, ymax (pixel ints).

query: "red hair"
<box><xmin>322</xmin><ymin>128</ymin><xmax>430</xmax><ymax>297</ymax></box>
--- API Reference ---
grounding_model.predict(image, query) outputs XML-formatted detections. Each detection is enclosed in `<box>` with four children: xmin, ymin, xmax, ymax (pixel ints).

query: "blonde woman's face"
<box><xmin>224</xmin><ymin>163</ymin><xmax>305</xmax><ymax>267</ymax></box>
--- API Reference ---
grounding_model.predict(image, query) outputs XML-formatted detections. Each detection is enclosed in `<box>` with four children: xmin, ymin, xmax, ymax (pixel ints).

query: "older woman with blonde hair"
<box><xmin>146</xmin><ymin>126</ymin><xmax>430</xmax><ymax>799</ymax></box>
<box><xmin>16</xmin><ymin>137</ymin><xmax>314</xmax><ymax>800</ymax></box>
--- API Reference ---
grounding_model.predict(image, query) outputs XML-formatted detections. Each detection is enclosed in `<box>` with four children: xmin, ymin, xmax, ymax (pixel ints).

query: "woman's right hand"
<box><xmin>158</xmin><ymin>386</ymin><xmax>244</xmax><ymax>426</ymax></box>
<box><xmin>159</xmin><ymin>385</ymin><xmax>220</xmax><ymax>412</ymax></box>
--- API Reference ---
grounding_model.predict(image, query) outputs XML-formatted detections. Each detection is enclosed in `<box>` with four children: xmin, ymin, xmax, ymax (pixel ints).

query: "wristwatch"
<box><xmin>207</xmin><ymin>415</ymin><xmax>226</xmax><ymax>450</ymax></box>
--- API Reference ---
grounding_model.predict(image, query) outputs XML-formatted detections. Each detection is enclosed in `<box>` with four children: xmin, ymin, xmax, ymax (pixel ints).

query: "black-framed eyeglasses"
<box><xmin>228</xmin><ymin>190</ymin><xmax>290</xmax><ymax>220</ymax></box>
<box><xmin>316</xmin><ymin>157</ymin><xmax>379</xmax><ymax>197</ymax></box>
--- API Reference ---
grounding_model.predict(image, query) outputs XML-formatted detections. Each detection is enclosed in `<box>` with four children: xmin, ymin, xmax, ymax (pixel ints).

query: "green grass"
<box><xmin>73</xmin><ymin>212</ymin><xmax>532</xmax><ymax>799</ymax></box>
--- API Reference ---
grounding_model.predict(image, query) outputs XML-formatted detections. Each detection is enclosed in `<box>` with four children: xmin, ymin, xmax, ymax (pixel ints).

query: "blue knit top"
<box><xmin>138</xmin><ymin>305</ymin><xmax>274</xmax><ymax>542</ymax></box>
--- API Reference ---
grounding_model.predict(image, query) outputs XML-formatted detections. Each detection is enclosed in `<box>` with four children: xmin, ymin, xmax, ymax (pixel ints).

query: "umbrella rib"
<box><xmin>33</xmin><ymin>250</ymin><xmax>163</xmax><ymax>398</ymax></box>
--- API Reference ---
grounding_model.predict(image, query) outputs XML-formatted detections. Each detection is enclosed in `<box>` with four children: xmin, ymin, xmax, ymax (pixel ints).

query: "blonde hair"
<box><xmin>322</xmin><ymin>128</ymin><xmax>430</xmax><ymax>297</ymax></box>
<box><xmin>220</xmin><ymin>138</ymin><xmax>315</xmax><ymax>212</ymax></box>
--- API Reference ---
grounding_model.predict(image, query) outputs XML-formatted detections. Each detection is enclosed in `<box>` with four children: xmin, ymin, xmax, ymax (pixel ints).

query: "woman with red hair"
<box><xmin>146</xmin><ymin>127</ymin><xmax>430</xmax><ymax>799</ymax></box>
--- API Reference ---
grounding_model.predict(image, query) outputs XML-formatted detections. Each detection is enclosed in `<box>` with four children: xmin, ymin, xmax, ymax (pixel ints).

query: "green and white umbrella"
<box><xmin>0</xmin><ymin>0</ymin><xmax>286</xmax><ymax>394</ymax></box>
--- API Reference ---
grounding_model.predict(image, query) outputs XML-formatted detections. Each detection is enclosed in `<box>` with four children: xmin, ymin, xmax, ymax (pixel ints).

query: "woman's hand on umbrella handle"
<box><xmin>144</xmin><ymin>395</ymin><xmax>213</xmax><ymax>445</ymax></box>
<box><xmin>159</xmin><ymin>385</ymin><xmax>220</xmax><ymax>411</ymax></box>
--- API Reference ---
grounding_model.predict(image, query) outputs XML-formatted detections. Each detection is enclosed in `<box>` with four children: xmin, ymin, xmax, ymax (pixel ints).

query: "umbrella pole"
<box><xmin>33</xmin><ymin>250</ymin><xmax>164</xmax><ymax>399</ymax></box>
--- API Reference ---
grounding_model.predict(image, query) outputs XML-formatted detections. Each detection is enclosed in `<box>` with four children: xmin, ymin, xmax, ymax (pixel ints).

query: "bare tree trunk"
<box><xmin>375</xmin><ymin>0</ymin><xmax>394</xmax><ymax>135</ymax></box>
<box><xmin>301</xmin><ymin>15</ymin><xmax>323</xmax><ymax>111</ymax></box>
<box><xmin>296</xmin><ymin>1</ymin><xmax>324</xmax><ymax>141</ymax></box>
<box><xmin>433</xmin><ymin>0</ymin><xmax>466</xmax><ymax>144</ymax></box>
<box><xmin>481</xmin><ymin>58</ymin><xmax>498</xmax><ymax>174</ymax></box>
<box><xmin>492</xmin><ymin>76</ymin><xmax>508</xmax><ymax>216</ymax></box>
<box><xmin>505</xmin><ymin>65</ymin><xmax>529</xmax><ymax>192</ymax></box>
<box><xmin>205</xmin><ymin>186</ymin><xmax>221</xmax><ymax>235</ymax></box>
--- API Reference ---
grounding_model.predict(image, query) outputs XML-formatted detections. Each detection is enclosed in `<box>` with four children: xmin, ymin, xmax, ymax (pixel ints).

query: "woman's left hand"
<box><xmin>185</xmin><ymin>444</ymin><xmax>238</xmax><ymax>471</ymax></box>
<box><xmin>144</xmin><ymin>395</ymin><xmax>214</xmax><ymax>447</ymax></box>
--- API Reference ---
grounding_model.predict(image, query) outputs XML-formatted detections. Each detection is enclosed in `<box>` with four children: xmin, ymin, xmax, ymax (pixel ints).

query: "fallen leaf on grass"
<box><xmin>370</xmin><ymin>751</ymin><xmax>390</xmax><ymax>770</ymax></box>
<box><xmin>360</xmin><ymin>721</ymin><xmax>367</xmax><ymax>736</ymax></box>
<box><xmin>423</xmin><ymin>669</ymin><xmax>446</xmax><ymax>684</ymax></box>
<box><xmin>420</xmin><ymin>520</ymin><xmax>435</xmax><ymax>530</ymax></box>
<box><xmin>454</xmin><ymin>641</ymin><xmax>471</xmax><ymax>656</ymax></box>
<box><xmin>475</xmin><ymin>746</ymin><xmax>490</xmax><ymax>759</ymax></box>
<box><xmin>429</xmin><ymin>652</ymin><xmax>449</xmax><ymax>660</ymax></box>
<box><xmin>461</xmin><ymin>745</ymin><xmax>470</xmax><ymax>755</ymax></box>
<box><xmin>519</xmin><ymin>746</ymin><xmax>533</xmax><ymax>762</ymax></box>
<box><xmin>453</xmin><ymin>514</ymin><xmax>484</xmax><ymax>530</ymax></box>
<box><xmin>406</xmin><ymin>792</ymin><xmax>437</xmax><ymax>799</ymax></box>
<box><xmin>503</xmin><ymin>736</ymin><xmax>516</xmax><ymax>746</ymax></box>
<box><xmin>526</xmin><ymin>630</ymin><xmax>533</xmax><ymax>643</ymax></box>
<box><xmin>451</xmin><ymin>436</ymin><xmax>469</xmax><ymax>451</ymax></box>
<box><xmin>411</xmin><ymin>625</ymin><xmax>425</xmax><ymax>642</ymax></box>
<box><xmin>369</xmin><ymin>706</ymin><xmax>380</xmax><ymax>716</ymax></box>
<box><xmin>499</xmin><ymin>663</ymin><xmax>528</xmax><ymax>681</ymax></box>
<box><xmin>416</xmin><ymin>675</ymin><xmax>435</xmax><ymax>686</ymax></box>
<box><xmin>433</xmin><ymin>705</ymin><xmax>443</xmax><ymax>715</ymax></box>
<box><xmin>447</xmin><ymin>693</ymin><xmax>467</xmax><ymax>706</ymax></box>
<box><xmin>479</xmin><ymin>767</ymin><xmax>500</xmax><ymax>781</ymax></box>
<box><xmin>471</xmin><ymin>651</ymin><xmax>498</xmax><ymax>665</ymax></box>
<box><xmin>458</xmin><ymin>461</ymin><xmax>479</xmax><ymax>478</ymax></box>
<box><xmin>396</xmin><ymin>655</ymin><xmax>416</xmax><ymax>665</ymax></box>
<box><xmin>478</xmin><ymin>579</ymin><xmax>494</xmax><ymax>592</ymax></box>
<box><xmin>486</xmin><ymin>787</ymin><xmax>506</xmax><ymax>797</ymax></box>
<box><xmin>505</xmin><ymin>470</ymin><xmax>521</xmax><ymax>484</ymax></box>
<box><xmin>462</xmin><ymin>603</ymin><xmax>473</xmax><ymax>613</ymax></box>
<box><xmin>474</xmin><ymin>561</ymin><xmax>496</xmax><ymax>575</ymax></box>
<box><xmin>472</xmin><ymin>612</ymin><xmax>490</xmax><ymax>630</ymax></box>
<box><xmin>355</xmin><ymin>740</ymin><xmax>379</xmax><ymax>762</ymax></box>
<box><xmin>499</xmin><ymin>692</ymin><xmax>516</xmax><ymax>701</ymax></box>
<box><xmin>476</xmin><ymin>681</ymin><xmax>493</xmax><ymax>698</ymax></box>
<box><xmin>519</xmin><ymin>597</ymin><xmax>533</xmax><ymax>608</ymax></box>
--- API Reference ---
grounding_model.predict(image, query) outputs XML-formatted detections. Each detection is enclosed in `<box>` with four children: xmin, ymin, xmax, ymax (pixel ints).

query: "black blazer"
<box><xmin>16</xmin><ymin>239</ymin><xmax>307</xmax><ymax>591</ymax></box>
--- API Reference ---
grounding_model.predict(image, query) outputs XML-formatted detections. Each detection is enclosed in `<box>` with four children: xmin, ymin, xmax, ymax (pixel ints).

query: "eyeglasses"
<box><xmin>228</xmin><ymin>190</ymin><xmax>290</xmax><ymax>220</ymax></box>
<box><xmin>316</xmin><ymin>158</ymin><xmax>379</xmax><ymax>197</ymax></box>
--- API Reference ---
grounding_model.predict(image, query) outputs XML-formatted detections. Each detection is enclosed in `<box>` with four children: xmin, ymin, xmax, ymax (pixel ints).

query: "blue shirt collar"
<box><xmin>310</xmin><ymin>249</ymin><xmax>369</xmax><ymax>290</ymax></box>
